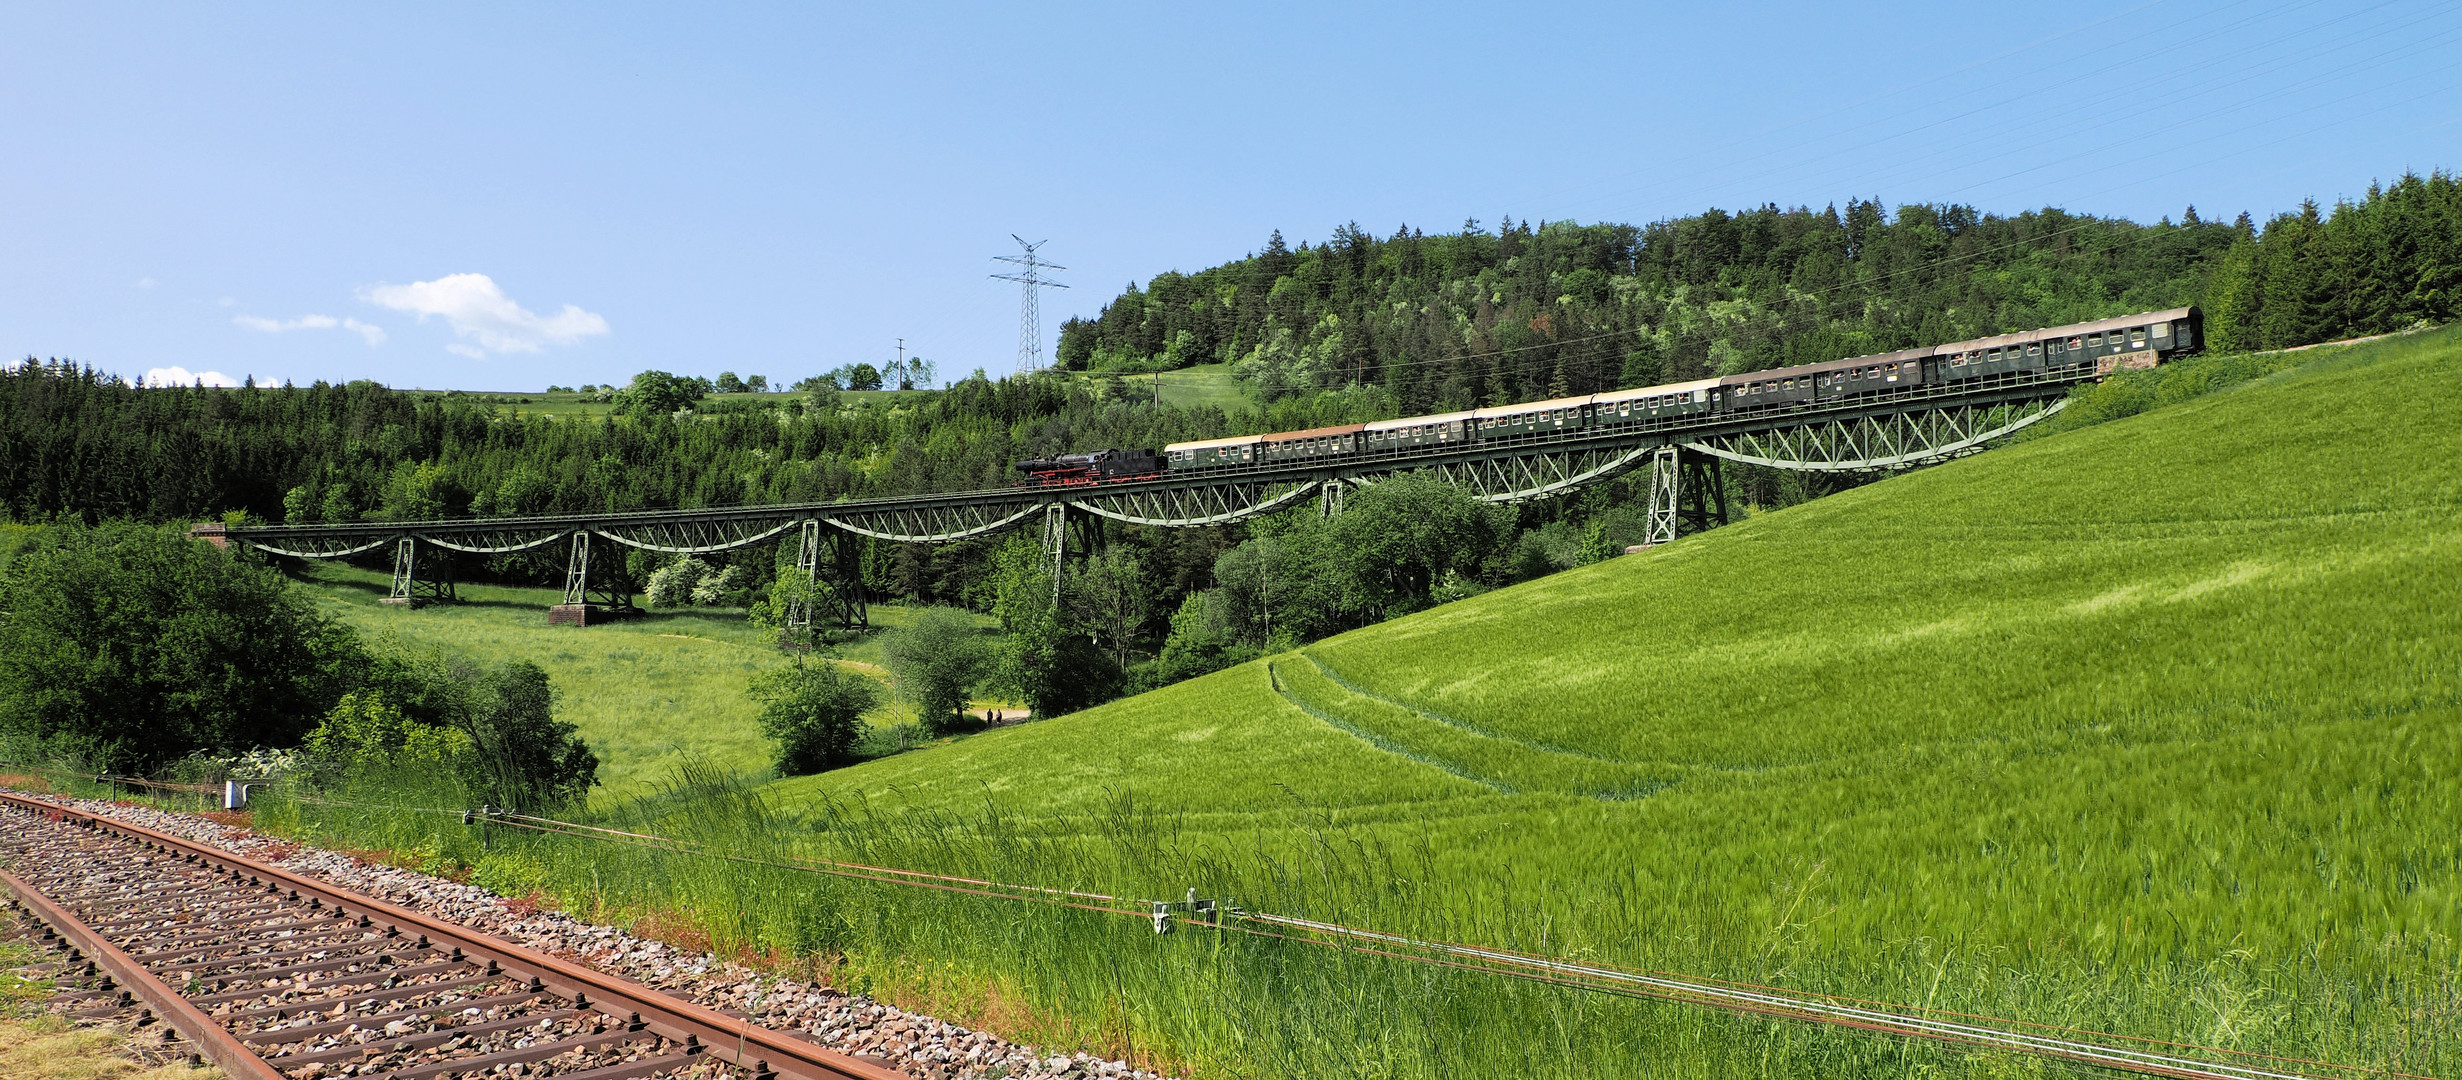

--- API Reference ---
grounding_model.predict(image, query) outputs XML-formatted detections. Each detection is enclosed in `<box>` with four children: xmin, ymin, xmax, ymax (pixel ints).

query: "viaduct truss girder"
<box><xmin>1685</xmin><ymin>397</ymin><xmax>2068</xmax><ymax>472</ymax></box>
<box><xmin>199</xmin><ymin>380</ymin><xmax>2082</xmax><ymax>624</ymax></box>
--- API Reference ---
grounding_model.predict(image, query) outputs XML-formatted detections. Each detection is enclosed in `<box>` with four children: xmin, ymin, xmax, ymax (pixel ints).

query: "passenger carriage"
<box><xmin>1818</xmin><ymin>347</ymin><xmax>1930</xmax><ymax>400</ymax></box>
<box><xmin>1364</xmin><ymin>409</ymin><xmax>1477</xmax><ymax>452</ymax></box>
<box><xmin>1164</xmin><ymin>433</ymin><xmax>1263</xmax><ymax>469</ymax></box>
<box><xmin>1260</xmin><ymin>423</ymin><xmax>1367</xmax><ymax>463</ymax></box>
<box><xmin>1148</xmin><ymin>307</ymin><xmax>2199</xmax><ymax>477</ymax></box>
<box><xmin>1593</xmin><ymin>377</ymin><xmax>1721</xmax><ymax>427</ymax></box>
<box><xmin>1475</xmin><ymin>395</ymin><xmax>1592</xmax><ymax>440</ymax></box>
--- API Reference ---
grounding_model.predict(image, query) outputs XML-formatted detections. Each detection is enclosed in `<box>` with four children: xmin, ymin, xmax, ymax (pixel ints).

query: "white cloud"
<box><xmin>232</xmin><ymin>313</ymin><xmax>385</xmax><ymax>346</ymax></box>
<box><xmin>235</xmin><ymin>314</ymin><xmax>338</xmax><ymax>332</ymax></box>
<box><xmin>359</xmin><ymin>273</ymin><xmax>608</xmax><ymax>356</ymax></box>
<box><xmin>135</xmin><ymin>277</ymin><xmax>156</xmax><ymax>289</ymax></box>
<box><xmin>142</xmin><ymin>366</ymin><xmax>241</xmax><ymax>388</ymax></box>
<box><xmin>446</xmin><ymin>343</ymin><xmax>487</xmax><ymax>359</ymax></box>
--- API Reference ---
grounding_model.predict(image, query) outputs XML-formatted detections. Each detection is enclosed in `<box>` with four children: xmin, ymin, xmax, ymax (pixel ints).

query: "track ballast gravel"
<box><xmin>4</xmin><ymin>793</ymin><xmax>1170</xmax><ymax>1080</ymax></box>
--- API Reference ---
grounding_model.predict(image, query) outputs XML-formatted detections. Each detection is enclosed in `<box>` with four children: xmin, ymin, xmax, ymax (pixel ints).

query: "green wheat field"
<box><xmin>268</xmin><ymin>327</ymin><xmax>2462</xmax><ymax>1079</ymax></box>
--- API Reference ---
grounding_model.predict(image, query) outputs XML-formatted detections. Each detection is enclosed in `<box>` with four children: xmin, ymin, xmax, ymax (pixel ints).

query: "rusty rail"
<box><xmin>0</xmin><ymin>791</ymin><xmax>904</xmax><ymax>1080</ymax></box>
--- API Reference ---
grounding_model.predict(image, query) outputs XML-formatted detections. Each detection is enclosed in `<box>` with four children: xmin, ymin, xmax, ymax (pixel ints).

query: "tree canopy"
<box><xmin>0</xmin><ymin>521</ymin><xmax>360</xmax><ymax>770</ymax></box>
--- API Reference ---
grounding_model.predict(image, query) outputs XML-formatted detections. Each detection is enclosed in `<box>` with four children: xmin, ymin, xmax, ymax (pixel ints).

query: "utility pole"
<box><xmin>992</xmin><ymin>236</ymin><xmax>1067</xmax><ymax>375</ymax></box>
<box><xmin>895</xmin><ymin>337</ymin><xmax>905</xmax><ymax>390</ymax></box>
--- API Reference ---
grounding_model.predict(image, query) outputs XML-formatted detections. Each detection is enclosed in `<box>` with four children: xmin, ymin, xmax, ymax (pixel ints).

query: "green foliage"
<box><xmin>1056</xmin><ymin>204</ymin><xmax>2248</xmax><ymax>411</ymax></box>
<box><xmin>645</xmin><ymin>556</ymin><xmax>743</xmax><ymax>608</ymax></box>
<box><xmin>303</xmin><ymin>689</ymin><xmax>475</xmax><ymax>775</ymax></box>
<box><xmin>0</xmin><ymin>521</ymin><xmax>360</xmax><ymax>771</ymax></box>
<box><xmin>1141</xmin><ymin>591</ymin><xmax>1260</xmax><ymax>688</ymax></box>
<box><xmin>879</xmin><ymin>605</ymin><xmax>990</xmax><ymax>734</ymax></box>
<box><xmin>453</xmin><ymin>659</ymin><xmax>597</xmax><ymax>810</ymax></box>
<box><xmin>1322</xmin><ymin>477</ymin><xmax>1511</xmax><ymax>619</ymax></box>
<box><xmin>1060</xmin><ymin>548</ymin><xmax>1151</xmax><ymax>675</ymax></box>
<box><xmin>2198</xmin><ymin>172</ymin><xmax>2462</xmax><ymax>351</ymax></box>
<box><xmin>747</xmin><ymin>656</ymin><xmax>882</xmax><ymax>775</ymax></box>
<box><xmin>987</xmin><ymin>536</ymin><xmax>1117</xmax><ymax>718</ymax></box>
<box><xmin>612</xmin><ymin>370</ymin><xmax>711</xmax><ymax>417</ymax></box>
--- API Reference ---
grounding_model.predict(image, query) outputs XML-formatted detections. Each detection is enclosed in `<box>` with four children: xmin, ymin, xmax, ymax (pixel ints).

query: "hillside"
<box><xmin>290</xmin><ymin>563</ymin><xmax>1003</xmax><ymax>796</ymax></box>
<box><xmin>1056</xmin><ymin>174</ymin><xmax>2461</xmax><ymax>415</ymax></box>
<box><xmin>769</xmin><ymin>326</ymin><xmax>2462</xmax><ymax>1070</ymax></box>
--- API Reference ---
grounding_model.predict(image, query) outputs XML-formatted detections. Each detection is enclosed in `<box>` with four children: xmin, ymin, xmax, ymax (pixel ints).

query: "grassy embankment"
<box><xmin>1066</xmin><ymin>362</ymin><xmax>1256</xmax><ymax>413</ymax></box>
<box><xmin>260</xmin><ymin>328</ymin><xmax>2461</xmax><ymax>1078</ymax></box>
<box><xmin>292</xmin><ymin>565</ymin><xmax>1000</xmax><ymax>798</ymax></box>
<box><xmin>1</xmin><ymin>937</ymin><xmax>219</xmax><ymax>1080</ymax></box>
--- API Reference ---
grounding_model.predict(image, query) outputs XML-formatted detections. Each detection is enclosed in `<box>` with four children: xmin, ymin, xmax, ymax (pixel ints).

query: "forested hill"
<box><xmin>3</xmin><ymin>170</ymin><xmax>2456</xmax><ymax>534</ymax></box>
<box><xmin>1056</xmin><ymin>172</ymin><xmax>2462</xmax><ymax>413</ymax></box>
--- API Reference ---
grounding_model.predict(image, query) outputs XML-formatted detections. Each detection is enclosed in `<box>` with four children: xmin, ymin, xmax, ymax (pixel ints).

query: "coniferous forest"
<box><xmin>1057</xmin><ymin>172</ymin><xmax>2462</xmax><ymax>405</ymax></box>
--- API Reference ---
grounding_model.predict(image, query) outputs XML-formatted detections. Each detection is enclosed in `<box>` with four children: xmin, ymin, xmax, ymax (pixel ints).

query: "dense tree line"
<box><xmin>0</xmin><ymin>364</ymin><xmax>1378</xmax><ymax>529</ymax></box>
<box><xmin>2</xmin><ymin>174</ymin><xmax>2450</xmax><ymax>734</ymax></box>
<box><xmin>2200</xmin><ymin>172</ymin><xmax>2462</xmax><ymax>351</ymax></box>
<box><xmin>1057</xmin><ymin>173</ymin><xmax>2462</xmax><ymax>410</ymax></box>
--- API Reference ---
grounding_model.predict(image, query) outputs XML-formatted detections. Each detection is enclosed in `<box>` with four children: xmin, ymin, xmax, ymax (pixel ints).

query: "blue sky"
<box><xmin>4</xmin><ymin>1</ymin><xmax>2456</xmax><ymax>390</ymax></box>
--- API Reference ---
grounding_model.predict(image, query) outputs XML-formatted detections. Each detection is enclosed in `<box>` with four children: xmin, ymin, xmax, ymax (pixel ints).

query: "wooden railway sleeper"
<box><xmin>259</xmin><ymin>1005</ymin><xmax>583</xmax><ymax>1064</ymax></box>
<box><xmin>236</xmin><ymin>988</ymin><xmax>549</xmax><ymax>1045</ymax></box>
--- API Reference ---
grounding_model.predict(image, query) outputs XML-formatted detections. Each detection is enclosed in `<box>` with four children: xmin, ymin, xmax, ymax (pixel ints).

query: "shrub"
<box><xmin>0</xmin><ymin>521</ymin><xmax>360</xmax><ymax>772</ymax></box>
<box><xmin>645</xmin><ymin>557</ymin><xmax>712</xmax><ymax>607</ymax></box>
<box><xmin>880</xmin><ymin>605</ymin><xmax>990</xmax><ymax>733</ymax></box>
<box><xmin>303</xmin><ymin>690</ymin><xmax>474</xmax><ymax>776</ymax></box>
<box><xmin>747</xmin><ymin>657</ymin><xmax>882</xmax><ymax>775</ymax></box>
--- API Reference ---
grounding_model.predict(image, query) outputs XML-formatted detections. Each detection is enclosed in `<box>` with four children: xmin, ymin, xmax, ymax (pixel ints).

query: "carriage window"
<box><xmin>2153</xmin><ymin>322</ymin><xmax>2171</xmax><ymax>338</ymax></box>
<box><xmin>2131</xmin><ymin>329</ymin><xmax>2147</xmax><ymax>346</ymax></box>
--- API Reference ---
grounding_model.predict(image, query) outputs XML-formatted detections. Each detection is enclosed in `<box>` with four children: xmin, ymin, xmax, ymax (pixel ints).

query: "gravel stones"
<box><xmin>18</xmin><ymin>795</ymin><xmax>1172</xmax><ymax>1080</ymax></box>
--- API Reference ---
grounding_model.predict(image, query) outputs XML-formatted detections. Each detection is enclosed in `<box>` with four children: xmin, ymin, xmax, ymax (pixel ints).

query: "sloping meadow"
<box><xmin>261</xmin><ymin>330</ymin><xmax>2462</xmax><ymax>1078</ymax></box>
<box><xmin>760</xmin><ymin>328</ymin><xmax>2462</xmax><ymax>1074</ymax></box>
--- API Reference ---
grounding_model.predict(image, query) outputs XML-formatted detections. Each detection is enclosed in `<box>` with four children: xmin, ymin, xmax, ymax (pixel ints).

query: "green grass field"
<box><xmin>260</xmin><ymin>329</ymin><xmax>2462</xmax><ymax>1078</ymax></box>
<box><xmin>746</xmin><ymin>326</ymin><xmax>2462</xmax><ymax>1072</ymax></box>
<box><xmin>1068</xmin><ymin>362</ymin><xmax>1256</xmax><ymax>413</ymax></box>
<box><xmin>294</xmin><ymin>565</ymin><xmax>999</xmax><ymax>798</ymax></box>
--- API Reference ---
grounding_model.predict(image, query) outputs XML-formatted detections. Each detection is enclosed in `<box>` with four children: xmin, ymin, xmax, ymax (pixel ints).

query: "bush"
<box><xmin>612</xmin><ymin>370</ymin><xmax>711</xmax><ymax>417</ymax></box>
<box><xmin>303</xmin><ymin>689</ymin><xmax>474</xmax><ymax>777</ymax></box>
<box><xmin>644</xmin><ymin>557</ymin><xmax>708</xmax><ymax>607</ymax></box>
<box><xmin>457</xmin><ymin>660</ymin><xmax>598</xmax><ymax>810</ymax></box>
<box><xmin>880</xmin><ymin>605</ymin><xmax>991</xmax><ymax>733</ymax></box>
<box><xmin>0</xmin><ymin>521</ymin><xmax>361</xmax><ymax>772</ymax></box>
<box><xmin>748</xmin><ymin>658</ymin><xmax>884</xmax><ymax>774</ymax></box>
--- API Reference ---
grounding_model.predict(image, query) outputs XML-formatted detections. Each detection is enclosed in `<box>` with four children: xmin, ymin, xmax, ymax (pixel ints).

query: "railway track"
<box><xmin>0</xmin><ymin>791</ymin><xmax>907</xmax><ymax>1080</ymax></box>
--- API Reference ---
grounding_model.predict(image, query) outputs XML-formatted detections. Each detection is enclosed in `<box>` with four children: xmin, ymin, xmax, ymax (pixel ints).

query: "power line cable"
<box><xmin>85</xmin><ymin>783</ymin><xmax>2401</xmax><ymax>1080</ymax></box>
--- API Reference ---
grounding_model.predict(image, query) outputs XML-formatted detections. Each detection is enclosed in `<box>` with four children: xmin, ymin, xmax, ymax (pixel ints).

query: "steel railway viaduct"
<box><xmin>193</xmin><ymin>371</ymin><xmax>2084</xmax><ymax>628</ymax></box>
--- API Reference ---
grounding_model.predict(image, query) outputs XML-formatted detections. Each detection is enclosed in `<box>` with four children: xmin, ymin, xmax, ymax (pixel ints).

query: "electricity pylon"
<box><xmin>992</xmin><ymin>236</ymin><xmax>1067</xmax><ymax>374</ymax></box>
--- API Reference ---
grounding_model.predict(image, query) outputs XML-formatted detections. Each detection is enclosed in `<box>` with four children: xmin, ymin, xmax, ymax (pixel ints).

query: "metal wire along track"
<box><xmin>0</xmin><ymin>792</ymin><xmax>904</xmax><ymax>1080</ymax></box>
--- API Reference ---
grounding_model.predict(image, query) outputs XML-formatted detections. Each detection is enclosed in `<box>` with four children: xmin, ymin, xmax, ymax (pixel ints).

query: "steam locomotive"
<box><xmin>1012</xmin><ymin>307</ymin><xmax>2198</xmax><ymax>486</ymax></box>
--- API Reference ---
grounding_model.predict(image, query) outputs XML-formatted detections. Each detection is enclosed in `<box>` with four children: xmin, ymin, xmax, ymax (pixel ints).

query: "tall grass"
<box><xmin>239</xmin><ymin>328</ymin><xmax>2462</xmax><ymax>1077</ymax></box>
